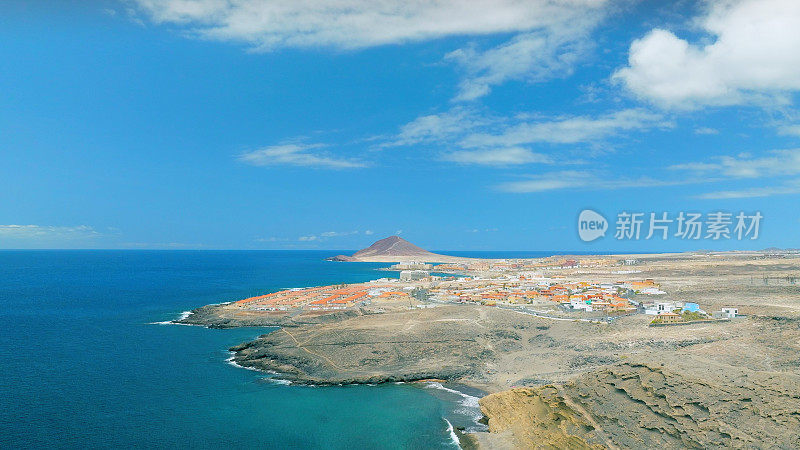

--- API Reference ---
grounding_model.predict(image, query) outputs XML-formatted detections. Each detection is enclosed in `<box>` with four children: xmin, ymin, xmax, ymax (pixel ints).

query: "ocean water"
<box><xmin>0</xmin><ymin>250</ymin><xmax>491</xmax><ymax>449</ymax></box>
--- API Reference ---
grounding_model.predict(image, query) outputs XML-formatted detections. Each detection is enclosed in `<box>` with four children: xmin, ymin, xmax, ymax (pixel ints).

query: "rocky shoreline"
<box><xmin>176</xmin><ymin>303</ymin><xmax>363</xmax><ymax>328</ymax></box>
<box><xmin>222</xmin><ymin>305</ymin><xmax>493</xmax><ymax>386</ymax></box>
<box><xmin>174</xmin><ymin>252</ymin><xmax>800</xmax><ymax>448</ymax></box>
<box><xmin>228</xmin><ymin>338</ymin><xmax>480</xmax><ymax>386</ymax></box>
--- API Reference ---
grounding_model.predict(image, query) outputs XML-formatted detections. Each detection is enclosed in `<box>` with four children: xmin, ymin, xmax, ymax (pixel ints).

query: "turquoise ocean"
<box><xmin>0</xmin><ymin>250</ymin><xmax>568</xmax><ymax>449</ymax></box>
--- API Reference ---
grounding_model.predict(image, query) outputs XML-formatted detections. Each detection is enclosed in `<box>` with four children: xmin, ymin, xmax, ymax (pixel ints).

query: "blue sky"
<box><xmin>1</xmin><ymin>0</ymin><xmax>800</xmax><ymax>251</ymax></box>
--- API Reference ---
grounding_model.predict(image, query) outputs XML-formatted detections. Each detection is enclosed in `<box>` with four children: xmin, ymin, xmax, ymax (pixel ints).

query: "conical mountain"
<box><xmin>352</xmin><ymin>236</ymin><xmax>436</xmax><ymax>258</ymax></box>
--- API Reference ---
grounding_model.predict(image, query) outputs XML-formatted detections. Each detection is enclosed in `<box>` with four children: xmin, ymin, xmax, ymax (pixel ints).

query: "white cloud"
<box><xmin>442</xmin><ymin>147</ymin><xmax>551</xmax><ymax>165</ymax></box>
<box><xmin>320</xmin><ymin>231</ymin><xmax>358</xmax><ymax>238</ymax></box>
<box><xmin>778</xmin><ymin>124</ymin><xmax>800</xmax><ymax>137</ymax></box>
<box><xmin>496</xmin><ymin>170</ymin><xmax>694</xmax><ymax>193</ymax></box>
<box><xmin>496</xmin><ymin>170</ymin><xmax>590</xmax><ymax>192</ymax></box>
<box><xmin>0</xmin><ymin>225</ymin><xmax>101</xmax><ymax>248</ymax></box>
<box><xmin>672</xmin><ymin>149</ymin><xmax>800</xmax><ymax>198</ymax></box>
<box><xmin>697</xmin><ymin>180</ymin><xmax>800</xmax><ymax>199</ymax></box>
<box><xmin>364</xmin><ymin>230</ymin><xmax>374</xmax><ymax>235</ymax></box>
<box><xmin>670</xmin><ymin>149</ymin><xmax>800</xmax><ymax>178</ymax></box>
<box><xmin>614</xmin><ymin>0</ymin><xmax>800</xmax><ymax>109</ymax></box>
<box><xmin>298</xmin><ymin>230</ymin><xmax>360</xmax><ymax>242</ymax></box>
<box><xmin>133</xmin><ymin>0</ymin><xmax>608</xmax><ymax>51</ymax></box>
<box><xmin>392</xmin><ymin>108</ymin><xmax>668</xmax><ymax>147</ymax></box>
<box><xmin>387</xmin><ymin>107</ymin><xmax>669</xmax><ymax>167</ymax></box>
<box><xmin>694</xmin><ymin>127</ymin><xmax>719</xmax><ymax>135</ymax></box>
<box><xmin>0</xmin><ymin>225</ymin><xmax>99</xmax><ymax>238</ymax></box>
<box><xmin>447</xmin><ymin>21</ymin><xmax>598</xmax><ymax>101</ymax></box>
<box><xmin>459</xmin><ymin>108</ymin><xmax>670</xmax><ymax>148</ymax></box>
<box><xmin>386</xmin><ymin>107</ymin><xmax>491</xmax><ymax>147</ymax></box>
<box><xmin>254</xmin><ymin>237</ymin><xmax>287</xmax><ymax>242</ymax></box>
<box><xmin>238</xmin><ymin>144</ymin><xmax>365</xmax><ymax>169</ymax></box>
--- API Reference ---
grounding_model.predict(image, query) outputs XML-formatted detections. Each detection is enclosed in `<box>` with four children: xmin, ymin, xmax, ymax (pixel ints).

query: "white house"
<box><xmin>568</xmin><ymin>298</ymin><xmax>592</xmax><ymax>311</ymax></box>
<box><xmin>713</xmin><ymin>307</ymin><xmax>739</xmax><ymax>319</ymax></box>
<box><xmin>645</xmin><ymin>301</ymin><xmax>683</xmax><ymax>315</ymax></box>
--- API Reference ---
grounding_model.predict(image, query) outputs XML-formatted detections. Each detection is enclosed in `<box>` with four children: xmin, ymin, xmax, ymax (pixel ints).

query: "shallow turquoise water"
<box><xmin>0</xmin><ymin>250</ymin><xmax>483</xmax><ymax>449</ymax></box>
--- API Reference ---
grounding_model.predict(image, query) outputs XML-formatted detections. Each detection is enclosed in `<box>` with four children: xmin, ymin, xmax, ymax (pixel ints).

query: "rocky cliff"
<box><xmin>477</xmin><ymin>360</ymin><xmax>800</xmax><ymax>449</ymax></box>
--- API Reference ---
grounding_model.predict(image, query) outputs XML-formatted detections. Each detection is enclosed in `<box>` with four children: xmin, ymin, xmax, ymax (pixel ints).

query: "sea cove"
<box><xmin>0</xmin><ymin>250</ymin><xmax>483</xmax><ymax>449</ymax></box>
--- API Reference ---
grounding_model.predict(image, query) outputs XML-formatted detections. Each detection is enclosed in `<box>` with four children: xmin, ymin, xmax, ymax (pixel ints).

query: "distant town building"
<box><xmin>399</xmin><ymin>270</ymin><xmax>430</xmax><ymax>282</ymax></box>
<box><xmin>391</xmin><ymin>261</ymin><xmax>432</xmax><ymax>270</ymax></box>
<box><xmin>640</xmin><ymin>287</ymin><xmax>666</xmax><ymax>295</ymax></box>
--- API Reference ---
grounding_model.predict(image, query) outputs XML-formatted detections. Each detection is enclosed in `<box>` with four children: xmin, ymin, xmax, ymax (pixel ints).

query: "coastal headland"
<box><xmin>178</xmin><ymin>237</ymin><xmax>800</xmax><ymax>448</ymax></box>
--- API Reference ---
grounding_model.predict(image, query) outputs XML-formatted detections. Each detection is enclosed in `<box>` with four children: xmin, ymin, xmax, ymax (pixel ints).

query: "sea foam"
<box><xmin>225</xmin><ymin>352</ymin><xmax>293</xmax><ymax>385</ymax></box>
<box><xmin>425</xmin><ymin>382</ymin><xmax>481</xmax><ymax>409</ymax></box>
<box><xmin>225</xmin><ymin>352</ymin><xmax>262</xmax><ymax>372</ymax></box>
<box><xmin>443</xmin><ymin>418</ymin><xmax>461</xmax><ymax>449</ymax></box>
<box><xmin>425</xmin><ymin>382</ymin><xmax>485</xmax><ymax>429</ymax></box>
<box><xmin>147</xmin><ymin>310</ymin><xmax>198</xmax><ymax>326</ymax></box>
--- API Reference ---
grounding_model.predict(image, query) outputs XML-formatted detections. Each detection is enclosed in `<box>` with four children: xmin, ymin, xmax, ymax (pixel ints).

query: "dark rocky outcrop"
<box><xmin>325</xmin><ymin>254</ymin><xmax>360</xmax><ymax>262</ymax></box>
<box><xmin>223</xmin><ymin>305</ymin><xmax>503</xmax><ymax>384</ymax></box>
<box><xmin>175</xmin><ymin>304</ymin><xmax>362</xmax><ymax>328</ymax></box>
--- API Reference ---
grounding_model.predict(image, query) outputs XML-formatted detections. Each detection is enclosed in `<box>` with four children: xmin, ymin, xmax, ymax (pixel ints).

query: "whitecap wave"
<box><xmin>225</xmin><ymin>353</ymin><xmax>292</xmax><ymax>385</ymax></box>
<box><xmin>425</xmin><ymin>382</ymin><xmax>485</xmax><ymax>427</ymax></box>
<box><xmin>425</xmin><ymin>382</ymin><xmax>481</xmax><ymax>409</ymax></box>
<box><xmin>147</xmin><ymin>310</ymin><xmax>197</xmax><ymax>326</ymax></box>
<box><xmin>147</xmin><ymin>320</ymin><xmax>199</xmax><ymax>326</ymax></box>
<box><xmin>224</xmin><ymin>353</ymin><xmax>262</xmax><ymax>372</ymax></box>
<box><xmin>443</xmin><ymin>418</ymin><xmax>461</xmax><ymax>449</ymax></box>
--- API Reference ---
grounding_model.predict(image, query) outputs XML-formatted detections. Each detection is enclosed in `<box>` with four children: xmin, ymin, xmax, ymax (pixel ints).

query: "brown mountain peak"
<box><xmin>352</xmin><ymin>235</ymin><xmax>434</xmax><ymax>258</ymax></box>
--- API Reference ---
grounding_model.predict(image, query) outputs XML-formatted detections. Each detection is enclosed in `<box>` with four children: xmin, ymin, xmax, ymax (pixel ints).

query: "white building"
<box><xmin>645</xmin><ymin>301</ymin><xmax>683</xmax><ymax>315</ymax></box>
<box><xmin>569</xmin><ymin>298</ymin><xmax>592</xmax><ymax>311</ymax></box>
<box><xmin>713</xmin><ymin>307</ymin><xmax>739</xmax><ymax>319</ymax></box>
<box><xmin>391</xmin><ymin>261</ymin><xmax>432</xmax><ymax>270</ymax></box>
<box><xmin>640</xmin><ymin>287</ymin><xmax>666</xmax><ymax>295</ymax></box>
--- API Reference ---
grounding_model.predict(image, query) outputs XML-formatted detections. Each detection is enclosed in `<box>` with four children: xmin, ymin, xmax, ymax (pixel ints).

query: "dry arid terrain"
<box><xmin>181</xmin><ymin>251</ymin><xmax>800</xmax><ymax>449</ymax></box>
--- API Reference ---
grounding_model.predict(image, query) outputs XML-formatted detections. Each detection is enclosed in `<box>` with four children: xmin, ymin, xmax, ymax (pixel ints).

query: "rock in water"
<box><xmin>325</xmin><ymin>255</ymin><xmax>360</xmax><ymax>262</ymax></box>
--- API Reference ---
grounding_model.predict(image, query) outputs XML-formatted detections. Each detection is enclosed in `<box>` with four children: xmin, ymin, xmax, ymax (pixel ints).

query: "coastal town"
<box><xmin>178</xmin><ymin>236</ymin><xmax>800</xmax><ymax>449</ymax></box>
<box><xmin>228</xmin><ymin>256</ymin><xmax>741</xmax><ymax>326</ymax></box>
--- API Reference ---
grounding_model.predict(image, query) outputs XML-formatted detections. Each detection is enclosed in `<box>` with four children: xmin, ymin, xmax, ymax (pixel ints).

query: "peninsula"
<box><xmin>178</xmin><ymin>237</ymin><xmax>800</xmax><ymax>448</ymax></box>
